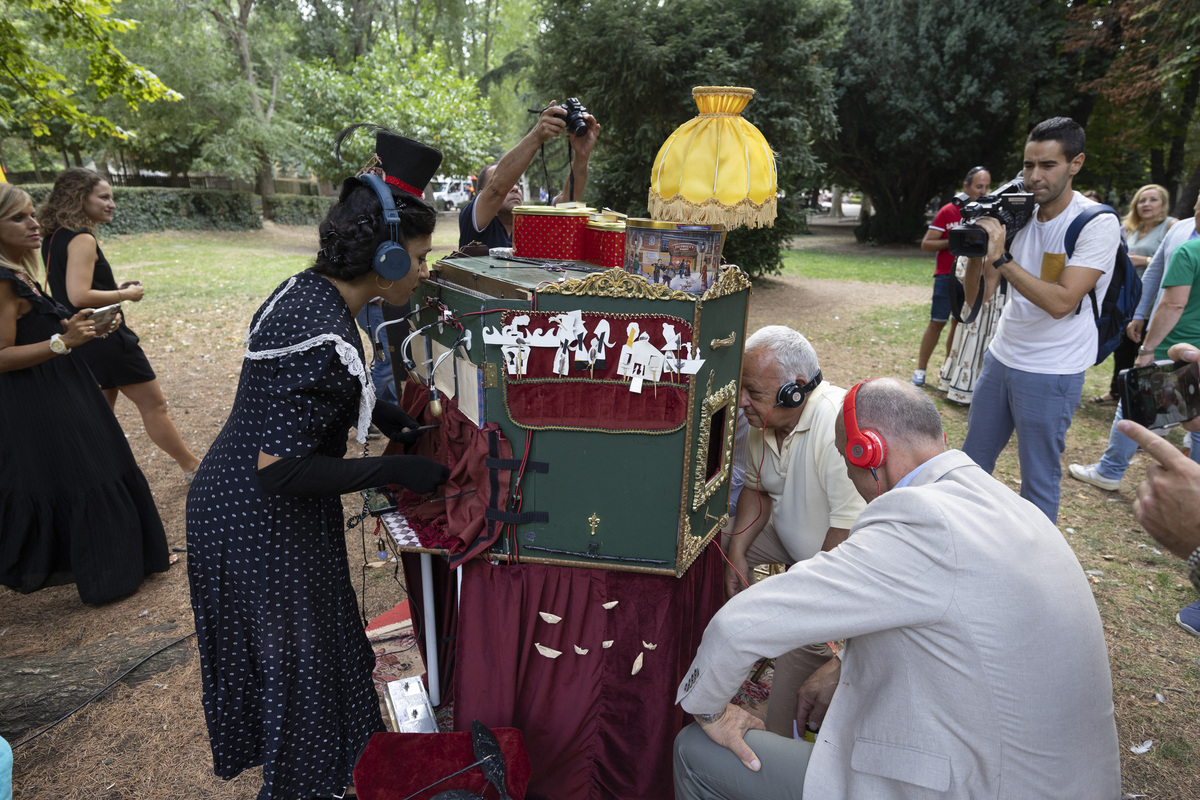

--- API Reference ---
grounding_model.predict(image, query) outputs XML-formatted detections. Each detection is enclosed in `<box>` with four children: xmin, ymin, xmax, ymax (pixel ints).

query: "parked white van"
<box><xmin>431</xmin><ymin>177</ymin><xmax>473</xmax><ymax>211</ymax></box>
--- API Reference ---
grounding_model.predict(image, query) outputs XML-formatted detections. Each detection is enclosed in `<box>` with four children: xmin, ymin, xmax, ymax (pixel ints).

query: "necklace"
<box><xmin>12</xmin><ymin>271</ymin><xmax>42</xmax><ymax>295</ymax></box>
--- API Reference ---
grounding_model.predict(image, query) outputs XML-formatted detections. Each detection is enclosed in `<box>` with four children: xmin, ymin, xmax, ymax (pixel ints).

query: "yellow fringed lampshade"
<box><xmin>648</xmin><ymin>86</ymin><xmax>777</xmax><ymax>230</ymax></box>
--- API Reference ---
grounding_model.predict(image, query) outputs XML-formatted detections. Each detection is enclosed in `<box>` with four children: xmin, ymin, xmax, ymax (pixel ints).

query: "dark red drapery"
<box><xmin>452</xmin><ymin>541</ymin><xmax>724</xmax><ymax>800</ymax></box>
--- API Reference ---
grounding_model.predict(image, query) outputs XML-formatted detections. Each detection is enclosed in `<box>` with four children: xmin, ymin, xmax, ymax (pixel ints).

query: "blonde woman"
<box><xmin>0</xmin><ymin>183</ymin><xmax>168</xmax><ymax>604</ymax></box>
<box><xmin>1094</xmin><ymin>184</ymin><xmax>1177</xmax><ymax>403</ymax></box>
<box><xmin>39</xmin><ymin>168</ymin><xmax>201</xmax><ymax>479</ymax></box>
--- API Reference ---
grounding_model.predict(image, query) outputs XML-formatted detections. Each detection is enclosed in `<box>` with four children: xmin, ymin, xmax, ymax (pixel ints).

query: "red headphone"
<box><xmin>843</xmin><ymin>379</ymin><xmax>886</xmax><ymax>470</ymax></box>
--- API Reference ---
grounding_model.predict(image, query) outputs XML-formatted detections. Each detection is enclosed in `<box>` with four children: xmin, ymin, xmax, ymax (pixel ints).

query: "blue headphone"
<box><xmin>359</xmin><ymin>173</ymin><xmax>411</xmax><ymax>281</ymax></box>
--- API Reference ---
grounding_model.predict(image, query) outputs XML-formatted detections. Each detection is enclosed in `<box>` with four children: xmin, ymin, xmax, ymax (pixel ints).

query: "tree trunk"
<box><xmin>1165</xmin><ymin>66</ymin><xmax>1199</xmax><ymax>210</ymax></box>
<box><xmin>27</xmin><ymin>141</ymin><xmax>42</xmax><ymax>183</ymax></box>
<box><xmin>1175</xmin><ymin>162</ymin><xmax>1200</xmax><ymax>221</ymax></box>
<box><xmin>830</xmin><ymin>185</ymin><xmax>844</xmax><ymax>218</ymax></box>
<box><xmin>257</xmin><ymin>154</ymin><xmax>276</xmax><ymax>197</ymax></box>
<box><xmin>0</xmin><ymin>624</ymin><xmax>194</xmax><ymax>741</ymax></box>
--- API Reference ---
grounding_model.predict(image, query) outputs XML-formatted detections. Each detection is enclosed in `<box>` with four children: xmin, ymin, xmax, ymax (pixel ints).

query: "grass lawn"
<box><xmin>781</xmin><ymin>247</ymin><xmax>931</xmax><ymax>286</ymax></box>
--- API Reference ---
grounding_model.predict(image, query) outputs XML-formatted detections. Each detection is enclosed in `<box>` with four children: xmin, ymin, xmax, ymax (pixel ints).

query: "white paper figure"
<box><xmin>502</xmin><ymin>342</ymin><xmax>530</xmax><ymax>376</ymax></box>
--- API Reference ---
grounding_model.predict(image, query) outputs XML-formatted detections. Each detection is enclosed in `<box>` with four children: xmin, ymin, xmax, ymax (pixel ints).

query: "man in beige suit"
<box><xmin>674</xmin><ymin>378</ymin><xmax>1120</xmax><ymax>799</ymax></box>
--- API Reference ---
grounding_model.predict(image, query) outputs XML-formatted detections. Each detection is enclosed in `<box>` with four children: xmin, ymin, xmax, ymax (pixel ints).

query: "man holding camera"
<box><xmin>960</xmin><ymin>117</ymin><xmax>1121</xmax><ymax>522</ymax></box>
<box><xmin>459</xmin><ymin>101</ymin><xmax>600</xmax><ymax>249</ymax></box>
<box><xmin>911</xmin><ymin>165</ymin><xmax>991</xmax><ymax>387</ymax></box>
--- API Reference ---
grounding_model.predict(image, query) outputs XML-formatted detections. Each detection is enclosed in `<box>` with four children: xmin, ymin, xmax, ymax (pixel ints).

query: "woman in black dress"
<box><xmin>185</xmin><ymin>130</ymin><xmax>449</xmax><ymax>800</ymax></box>
<box><xmin>0</xmin><ymin>183</ymin><xmax>169</xmax><ymax>604</ymax></box>
<box><xmin>40</xmin><ymin>168</ymin><xmax>201</xmax><ymax>480</ymax></box>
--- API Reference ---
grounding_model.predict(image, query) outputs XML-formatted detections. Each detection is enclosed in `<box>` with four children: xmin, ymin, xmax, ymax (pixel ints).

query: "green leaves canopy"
<box><xmin>0</xmin><ymin>0</ymin><xmax>180</xmax><ymax>139</ymax></box>
<box><xmin>284</xmin><ymin>44</ymin><xmax>494</xmax><ymax>183</ymax></box>
<box><xmin>530</xmin><ymin>0</ymin><xmax>844</xmax><ymax>276</ymax></box>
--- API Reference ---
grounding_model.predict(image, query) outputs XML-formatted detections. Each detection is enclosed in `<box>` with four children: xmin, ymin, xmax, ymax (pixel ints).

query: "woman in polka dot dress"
<box><xmin>185</xmin><ymin>131</ymin><xmax>449</xmax><ymax>800</ymax></box>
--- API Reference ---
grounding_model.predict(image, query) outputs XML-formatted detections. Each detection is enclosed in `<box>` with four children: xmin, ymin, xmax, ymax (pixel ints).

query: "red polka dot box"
<box><xmin>584</xmin><ymin>214</ymin><xmax>627</xmax><ymax>269</ymax></box>
<box><xmin>512</xmin><ymin>204</ymin><xmax>593</xmax><ymax>260</ymax></box>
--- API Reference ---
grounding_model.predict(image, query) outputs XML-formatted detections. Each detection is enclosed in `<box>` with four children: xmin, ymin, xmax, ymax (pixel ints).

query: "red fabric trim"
<box><xmin>383</xmin><ymin>174</ymin><xmax>425</xmax><ymax>199</ymax></box>
<box><xmin>388</xmin><ymin>380</ymin><xmax>513</xmax><ymax>555</ymax></box>
<box><xmin>498</xmin><ymin>310</ymin><xmax>693</xmax><ymax>431</ymax></box>
<box><xmin>505</xmin><ymin>380</ymin><xmax>687</xmax><ymax>432</ymax></box>
<box><xmin>354</xmin><ymin>728</ymin><xmax>532</xmax><ymax>799</ymax></box>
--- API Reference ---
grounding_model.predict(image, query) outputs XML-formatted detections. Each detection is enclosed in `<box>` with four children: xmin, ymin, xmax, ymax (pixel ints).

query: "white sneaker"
<box><xmin>911</xmin><ymin>369</ymin><xmax>926</xmax><ymax>387</ymax></box>
<box><xmin>1068</xmin><ymin>463</ymin><xmax>1120</xmax><ymax>491</ymax></box>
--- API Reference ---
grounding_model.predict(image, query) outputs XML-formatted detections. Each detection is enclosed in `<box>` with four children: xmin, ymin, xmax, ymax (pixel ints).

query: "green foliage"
<box><xmin>20</xmin><ymin>184</ymin><xmax>260</xmax><ymax>233</ymax></box>
<box><xmin>820</xmin><ymin>0</ymin><xmax>1057</xmax><ymax>245</ymax></box>
<box><xmin>0</xmin><ymin>0</ymin><xmax>181</xmax><ymax>139</ymax></box>
<box><xmin>531</xmin><ymin>0</ymin><xmax>843</xmax><ymax>277</ymax></box>
<box><xmin>284</xmin><ymin>43</ymin><xmax>494</xmax><ymax>182</ymax></box>
<box><xmin>723</xmin><ymin>196</ymin><xmax>809</xmax><ymax>277</ymax></box>
<box><xmin>262</xmin><ymin>194</ymin><xmax>336</xmax><ymax>226</ymax></box>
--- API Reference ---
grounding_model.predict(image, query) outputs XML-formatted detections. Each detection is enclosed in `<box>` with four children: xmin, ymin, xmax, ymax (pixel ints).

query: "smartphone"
<box><xmin>361</xmin><ymin>486</ymin><xmax>398</xmax><ymax>516</ymax></box>
<box><xmin>87</xmin><ymin>302</ymin><xmax>122</xmax><ymax>330</ymax></box>
<box><xmin>1119</xmin><ymin>359</ymin><xmax>1200</xmax><ymax>429</ymax></box>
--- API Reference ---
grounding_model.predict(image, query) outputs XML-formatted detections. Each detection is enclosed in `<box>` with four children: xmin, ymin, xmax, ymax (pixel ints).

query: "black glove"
<box><xmin>257</xmin><ymin>453</ymin><xmax>449</xmax><ymax>497</ymax></box>
<box><xmin>372</xmin><ymin>400</ymin><xmax>425</xmax><ymax>445</ymax></box>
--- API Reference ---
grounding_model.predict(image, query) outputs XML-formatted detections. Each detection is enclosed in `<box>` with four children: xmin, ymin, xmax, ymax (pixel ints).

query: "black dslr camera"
<box><xmin>947</xmin><ymin>173</ymin><xmax>1036</xmax><ymax>258</ymax></box>
<box><xmin>559</xmin><ymin>97</ymin><xmax>589</xmax><ymax>137</ymax></box>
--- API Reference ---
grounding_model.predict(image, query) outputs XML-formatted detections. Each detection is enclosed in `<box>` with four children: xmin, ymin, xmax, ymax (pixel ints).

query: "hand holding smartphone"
<box><xmin>1119</xmin><ymin>359</ymin><xmax>1200</xmax><ymax>429</ymax></box>
<box><xmin>87</xmin><ymin>302</ymin><xmax>122</xmax><ymax>333</ymax></box>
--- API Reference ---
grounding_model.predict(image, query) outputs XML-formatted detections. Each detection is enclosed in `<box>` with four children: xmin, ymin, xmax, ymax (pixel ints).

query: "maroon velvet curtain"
<box><xmin>390</xmin><ymin>383</ymin><xmax>512</xmax><ymax>561</ymax></box>
<box><xmin>452</xmin><ymin>541</ymin><xmax>724</xmax><ymax>800</ymax></box>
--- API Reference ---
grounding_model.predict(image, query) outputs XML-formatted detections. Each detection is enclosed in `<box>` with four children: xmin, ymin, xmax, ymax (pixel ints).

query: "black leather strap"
<box><xmin>485</xmin><ymin>457</ymin><xmax>549</xmax><ymax>473</ymax></box>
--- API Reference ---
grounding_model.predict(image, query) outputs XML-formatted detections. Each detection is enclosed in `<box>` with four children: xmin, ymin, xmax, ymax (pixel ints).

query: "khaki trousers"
<box><xmin>732</xmin><ymin>521</ymin><xmax>836</xmax><ymax>737</ymax></box>
<box><xmin>674</xmin><ymin>722</ymin><xmax>812</xmax><ymax>799</ymax></box>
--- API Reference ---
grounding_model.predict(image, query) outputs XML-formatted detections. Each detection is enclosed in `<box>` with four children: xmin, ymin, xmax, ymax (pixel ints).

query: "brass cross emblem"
<box><xmin>588</xmin><ymin>513</ymin><xmax>601</xmax><ymax>536</ymax></box>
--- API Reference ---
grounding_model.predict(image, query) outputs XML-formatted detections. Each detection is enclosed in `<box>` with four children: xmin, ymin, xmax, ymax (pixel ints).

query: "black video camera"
<box><xmin>947</xmin><ymin>173</ymin><xmax>1036</xmax><ymax>258</ymax></box>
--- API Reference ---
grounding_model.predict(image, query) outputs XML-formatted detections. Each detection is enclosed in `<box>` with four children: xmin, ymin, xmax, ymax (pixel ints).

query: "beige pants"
<box><xmin>734</xmin><ymin>521</ymin><xmax>836</xmax><ymax>737</ymax></box>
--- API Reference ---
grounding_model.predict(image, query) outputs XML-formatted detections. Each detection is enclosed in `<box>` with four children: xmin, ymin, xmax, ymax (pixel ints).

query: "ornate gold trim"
<box><xmin>699</xmin><ymin>265</ymin><xmax>753</xmax><ymax>302</ymax></box>
<box><xmin>493</xmin><ymin>551</ymin><xmax>677</xmax><ymax>576</ymax></box>
<box><xmin>693</xmin><ymin>85</ymin><xmax>755</xmax><ymax>98</ymax></box>
<box><xmin>710</xmin><ymin>331</ymin><xmax>737</xmax><ymax>349</ymax></box>
<box><xmin>537</xmin><ymin>267</ymin><xmax>695</xmax><ymax>302</ymax></box>
<box><xmin>691</xmin><ymin>379</ymin><xmax>739</xmax><ymax>512</ymax></box>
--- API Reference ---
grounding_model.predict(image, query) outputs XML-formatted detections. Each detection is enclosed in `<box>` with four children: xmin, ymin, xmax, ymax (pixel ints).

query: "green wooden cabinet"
<box><xmin>410</xmin><ymin>257</ymin><xmax>750</xmax><ymax>576</ymax></box>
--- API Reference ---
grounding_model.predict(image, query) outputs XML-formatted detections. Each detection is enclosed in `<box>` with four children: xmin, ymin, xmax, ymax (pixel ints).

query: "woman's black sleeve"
<box><xmin>371</xmin><ymin>400</ymin><xmax>424</xmax><ymax>444</ymax></box>
<box><xmin>257</xmin><ymin>453</ymin><xmax>449</xmax><ymax>497</ymax></box>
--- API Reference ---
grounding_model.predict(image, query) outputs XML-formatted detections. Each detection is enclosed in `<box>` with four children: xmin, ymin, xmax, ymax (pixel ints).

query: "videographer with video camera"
<box><xmin>458</xmin><ymin>99</ymin><xmax>601</xmax><ymax>249</ymax></box>
<box><xmin>959</xmin><ymin>117</ymin><xmax>1121</xmax><ymax>522</ymax></box>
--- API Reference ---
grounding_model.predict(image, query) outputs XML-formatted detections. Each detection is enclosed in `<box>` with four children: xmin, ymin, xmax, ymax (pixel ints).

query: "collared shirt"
<box><xmin>893</xmin><ymin>450</ymin><xmax>955</xmax><ymax>489</ymax></box>
<box><xmin>743</xmin><ymin>381</ymin><xmax>866</xmax><ymax>562</ymax></box>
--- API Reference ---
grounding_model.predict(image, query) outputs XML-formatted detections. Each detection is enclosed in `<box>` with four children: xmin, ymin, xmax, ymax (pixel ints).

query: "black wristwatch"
<box><xmin>992</xmin><ymin>252</ymin><xmax>1013</xmax><ymax>270</ymax></box>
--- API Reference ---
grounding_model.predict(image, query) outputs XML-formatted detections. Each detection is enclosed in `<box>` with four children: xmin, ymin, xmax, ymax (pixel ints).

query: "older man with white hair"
<box><xmin>723</xmin><ymin>325</ymin><xmax>866</xmax><ymax>737</ymax></box>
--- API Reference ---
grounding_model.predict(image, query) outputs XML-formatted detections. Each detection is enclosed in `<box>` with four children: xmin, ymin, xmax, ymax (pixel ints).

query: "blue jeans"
<box><xmin>962</xmin><ymin>352</ymin><xmax>1085</xmax><ymax>523</ymax></box>
<box><xmin>1095</xmin><ymin>401</ymin><xmax>1200</xmax><ymax>479</ymax></box>
<box><xmin>356</xmin><ymin>302</ymin><xmax>397</xmax><ymax>405</ymax></box>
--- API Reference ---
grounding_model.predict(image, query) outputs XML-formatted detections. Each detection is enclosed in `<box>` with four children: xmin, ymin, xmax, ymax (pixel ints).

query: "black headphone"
<box><xmin>776</xmin><ymin>369</ymin><xmax>822</xmax><ymax>408</ymax></box>
<box><xmin>359</xmin><ymin>173</ymin><xmax>411</xmax><ymax>281</ymax></box>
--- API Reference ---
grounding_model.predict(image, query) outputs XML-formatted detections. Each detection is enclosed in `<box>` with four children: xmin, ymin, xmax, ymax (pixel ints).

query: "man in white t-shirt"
<box><xmin>724</xmin><ymin>325</ymin><xmax>866</xmax><ymax>736</ymax></box>
<box><xmin>961</xmin><ymin>117</ymin><xmax>1121</xmax><ymax>522</ymax></box>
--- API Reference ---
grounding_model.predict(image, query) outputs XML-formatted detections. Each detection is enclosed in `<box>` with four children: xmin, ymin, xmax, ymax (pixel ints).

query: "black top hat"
<box><xmin>336</xmin><ymin>126</ymin><xmax>443</xmax><ymax>202</ymax></box>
